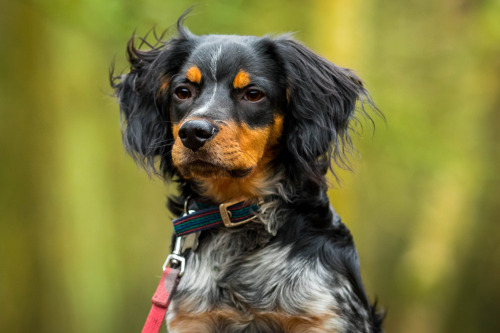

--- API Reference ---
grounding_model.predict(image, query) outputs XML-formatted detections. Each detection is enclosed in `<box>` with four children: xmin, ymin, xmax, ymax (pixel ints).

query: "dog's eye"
<box><xmin>175</xmin><ymin>87</ymin><xmax>192</xmax><ymax>100</ymax></box>
<box><xmin>244</xmin><ymin>89</ymin><xmax>265</xmax><ymax>102</ymax></box>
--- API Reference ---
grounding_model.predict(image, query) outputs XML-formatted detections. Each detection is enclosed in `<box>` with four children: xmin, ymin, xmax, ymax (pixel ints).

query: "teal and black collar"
<box><xmin>172</xmin><ymin>199</ymin><xmax>262</xmax><ymax>237</ymax></box>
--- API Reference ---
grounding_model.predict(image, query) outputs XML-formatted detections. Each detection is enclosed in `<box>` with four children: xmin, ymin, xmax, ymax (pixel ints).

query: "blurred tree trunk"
<box><xmin>0</xmin><ymin>1</ymin><xmax>60</xmax><ymax>331</ymax></box>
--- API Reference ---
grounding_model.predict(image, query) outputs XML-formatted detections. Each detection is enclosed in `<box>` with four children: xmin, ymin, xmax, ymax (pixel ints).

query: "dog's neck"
<box><xmin>178</xmin><ymin>166</ymin><xmax>292</xmax><ymax>236</ymax></box>
<box><xmin>194</xmin><ymin>175</ymin><xmax>267</xmax><ymax>204</ymax></box>
<box><xmin>192</xmin><ymin>162</ymin><xmax>280</xmax><ymax>204</ymax></box>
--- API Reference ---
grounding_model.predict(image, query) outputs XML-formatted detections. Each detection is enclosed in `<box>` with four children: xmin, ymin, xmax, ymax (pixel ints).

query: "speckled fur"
<box><xmin>166</xmin><ymin>198</ymin><xmax>376</xmax><ymax>333</ymax></box>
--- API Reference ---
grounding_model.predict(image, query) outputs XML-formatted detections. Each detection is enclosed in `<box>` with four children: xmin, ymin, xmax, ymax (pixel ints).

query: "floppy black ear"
<box><xmin>276</xmin><ymin>38</ymin><xmax>372</xmax><ymax>186</ymax></box>
<box><xmin>111</xmin><ymin>22</ymin><xmax>195</xmax><ymax>178</ymax></box>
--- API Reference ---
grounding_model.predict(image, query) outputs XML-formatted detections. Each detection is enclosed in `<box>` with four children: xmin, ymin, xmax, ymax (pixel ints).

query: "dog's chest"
<box><xmin>166</xmin><ymin>230</ymin><xmax>348</xmax><ymax>333</ymax></box>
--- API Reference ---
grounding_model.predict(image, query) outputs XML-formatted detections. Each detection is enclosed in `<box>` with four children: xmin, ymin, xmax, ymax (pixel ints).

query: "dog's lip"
<box><xmin>178</xmin><ymin>154</ymin><xmax>218</xmax><ymax>167</ymax></box>
<box><xmin>178</xmin><ymin>159</ymin><xmax>254</xmax><ymax>178</ymax></box>
<box><xmin>187</xmin><ymin>159</ymin><xmax>219</xmax><ymax>168</ymax></box>
<box><xmin>177</xmin><ymin>158</ymin><xmax>224</xmax><ymax>172</ymax></box>
<box><xmin>180</xmin><ymin>160</ymin><xmax>226</xmax><ymax>178</ymax></box>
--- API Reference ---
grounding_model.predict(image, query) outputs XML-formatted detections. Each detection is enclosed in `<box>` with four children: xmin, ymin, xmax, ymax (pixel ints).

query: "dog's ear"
<box><xmin>111</xmin><ymin>20</ymin><xmax>195</xmax><ymax>178</ymax></box>
<box><xmin>275</xmin><ymin>38</ymin><xmax>372</xmax><ymax>186</ymax></box>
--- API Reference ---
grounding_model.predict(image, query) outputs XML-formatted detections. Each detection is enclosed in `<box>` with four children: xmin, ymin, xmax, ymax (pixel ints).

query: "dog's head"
<box><xmin>112</xmin><ymin>15</ymin><xmax>371</xmax><ymax>202</ymax></box>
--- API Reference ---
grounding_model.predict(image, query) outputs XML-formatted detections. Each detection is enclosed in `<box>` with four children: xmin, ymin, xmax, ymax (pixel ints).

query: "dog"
<box><xmin>112</xmin><ymin>13</ymin><xmax>384</xmax><ymax>333</ymax></box>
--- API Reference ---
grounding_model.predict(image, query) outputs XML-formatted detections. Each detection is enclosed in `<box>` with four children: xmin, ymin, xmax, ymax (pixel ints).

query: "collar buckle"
<box><xmin>219</xmin><ymin>200</ymin><xmax>259</xmax><ymax>228</ymax></box>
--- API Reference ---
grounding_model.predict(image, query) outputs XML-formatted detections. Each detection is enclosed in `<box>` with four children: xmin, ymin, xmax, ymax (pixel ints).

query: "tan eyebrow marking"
<box><xmin>186</xmin><ymin>66</ymin><xmax>202</xmax><ymax>84</ymax></box>
<box><xmin>233</xmin><ymin>70</ymin><xmax>250</xmax><ymax>89</ymax></box>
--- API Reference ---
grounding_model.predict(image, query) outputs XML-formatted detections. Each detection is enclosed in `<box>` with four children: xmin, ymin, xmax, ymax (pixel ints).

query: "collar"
<box><xmin>172</xmin><ymin>198</ymin><xmax>262</xmax><ymax>237</ymax></box>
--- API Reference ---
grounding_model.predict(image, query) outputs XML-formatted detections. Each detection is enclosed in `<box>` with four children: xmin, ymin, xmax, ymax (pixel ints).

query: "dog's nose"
<box><xmin>178</xmin><ymin>120</ymin><xmax>218</xmax><ymax>151</ymax></box>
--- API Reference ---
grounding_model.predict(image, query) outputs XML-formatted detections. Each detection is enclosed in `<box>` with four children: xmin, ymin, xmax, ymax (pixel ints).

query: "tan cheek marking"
<box><xmin>171</xmin><ymin>123</ymin><xmax>185</xmax><ymax>174</ymax></box>
<box><xmin>186</xmin><ymin>66</ymin><xmax>202</xmax><ymax>84</ymax></box>
<box><xmin>209</xmin><ymin>121</ymin><xmax>270</xmax><ymax>170</ymax></box>
<box><xmin>172</xmin><ymin>123</ymin><xmax>180</xmax><ymax>139</ymax></box>
<box><xmin>237</xmin><ymin>123</ymin><xmax>271</xmax><ymax>163</ymax></box>
<box><xmin>233</xmin><ymin>70</ymin><xmax>251</xmax><ymax>89</ymax></box>
<box><xmin>174</xmin><ymin>115</ymin><xmax>281</xmax><ymax>173</ymax></box>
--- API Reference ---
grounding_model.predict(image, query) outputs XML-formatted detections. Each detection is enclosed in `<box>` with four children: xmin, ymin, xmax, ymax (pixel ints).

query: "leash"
<box><xmin>141</xmin><ymin>199</ymin><xmax>260</xmax><ymax>333</ymax></box>
<box><xmin>141</xmin><ymin>267</ymin><xmax>180</xmax><ymax>333</ymax></box>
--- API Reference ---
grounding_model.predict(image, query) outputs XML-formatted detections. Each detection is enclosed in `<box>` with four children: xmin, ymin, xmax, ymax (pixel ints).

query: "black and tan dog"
<box><xmin>112</xmin><ymin>13</ymin><xmax>384</xmax><ymax>333</ymax></box>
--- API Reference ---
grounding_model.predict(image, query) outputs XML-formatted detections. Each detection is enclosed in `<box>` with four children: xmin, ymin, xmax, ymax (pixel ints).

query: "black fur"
<box><xmin>275</xmin><ymin>37</ymin><xmax>369</xmax><ymax>187</ymax></box>
<box><xmin>112</xmin><ymin>15</ymin><xmax>196</xmax><ymax>177</ymax></box>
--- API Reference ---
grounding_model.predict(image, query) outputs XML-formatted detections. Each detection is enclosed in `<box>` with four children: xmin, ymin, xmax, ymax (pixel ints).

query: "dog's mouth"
<box><xmin>176</xmin><ymin>158</ymin><xmax>254</xmax><ymax>179</ymax></box>
<box><xmin>172</xmin><ymin>140</ymin><xmax>257</xmax><ymax>180</ymax></box>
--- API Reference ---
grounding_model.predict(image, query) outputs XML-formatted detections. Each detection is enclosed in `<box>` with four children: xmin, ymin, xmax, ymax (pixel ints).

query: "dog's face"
<box><xmin>113</xmin><ymin>21</ymin><xmax>370</xmax><ymax>201</ymax></box>
<box><xmin>169</xmin><ymin>36</ymin><xmax>285</xmax><ymax>182</ymax></box>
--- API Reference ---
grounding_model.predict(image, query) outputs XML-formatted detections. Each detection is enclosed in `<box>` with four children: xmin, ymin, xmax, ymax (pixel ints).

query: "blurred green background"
<box><xmin>1</xmin><ymin>0</ymin><xmax>499</xmax><ymax>332</ymax></box>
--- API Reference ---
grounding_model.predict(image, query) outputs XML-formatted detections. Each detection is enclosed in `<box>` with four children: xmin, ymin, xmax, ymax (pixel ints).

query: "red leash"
<box><xmin>141</xmin><ymin>267</ymin><xmax>181</xmax><ymax>333</ymax></box>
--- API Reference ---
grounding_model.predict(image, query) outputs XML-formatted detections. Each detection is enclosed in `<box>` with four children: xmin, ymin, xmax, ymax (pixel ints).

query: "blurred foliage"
<box><xmin>1</xmin><ymin>0</ymin><xmax>499</xmax><ymax>332</ymax></box>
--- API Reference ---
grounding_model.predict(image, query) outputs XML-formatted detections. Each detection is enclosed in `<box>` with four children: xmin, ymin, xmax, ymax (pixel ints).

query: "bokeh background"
<box><xmin>1</xmin><ymin>0</ymin><xmax>500</xmax><ymax>332</ymax></box>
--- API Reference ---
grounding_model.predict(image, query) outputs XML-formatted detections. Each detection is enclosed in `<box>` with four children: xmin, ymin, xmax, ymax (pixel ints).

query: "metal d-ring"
<box><xmin>183</xmin><ymin>195</ymin><xmax>192</xmax><ymax>215</ymax></box>
<box><xmin>162</xmin><ymin>236</ymin><xmax>186</xmax><ymax>276</ymax></box>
